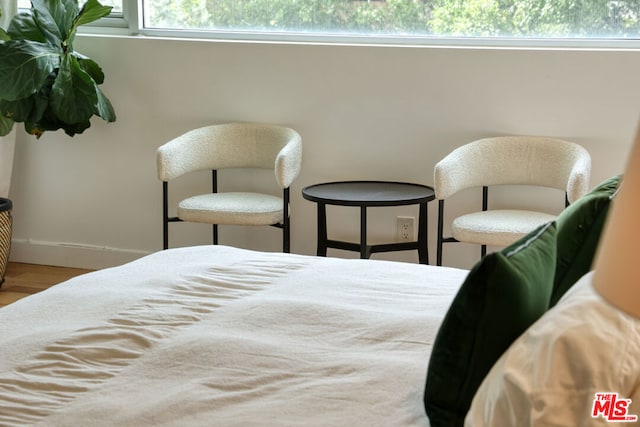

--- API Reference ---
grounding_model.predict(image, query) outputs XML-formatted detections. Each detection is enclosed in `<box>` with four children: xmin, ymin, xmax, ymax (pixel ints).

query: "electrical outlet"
<box><xmin>396</xmin><ymin>216</ymin><xmax>415</xmax><ymax>242</ymax></box>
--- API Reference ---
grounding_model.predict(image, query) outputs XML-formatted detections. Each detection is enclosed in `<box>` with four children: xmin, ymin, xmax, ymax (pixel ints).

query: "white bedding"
<box><xmin>465</xmin><ymin>272</ymin><xmax>640</xmax><ymax>426</ymax></box>
<box><xmin>0</xmin><ymin>246</ymin><xmax>468</xmax><ymax>426</ymax></box>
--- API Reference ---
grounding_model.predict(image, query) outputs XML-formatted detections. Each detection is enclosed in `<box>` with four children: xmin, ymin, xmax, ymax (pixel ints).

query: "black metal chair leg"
<box><xmin>283</xmin><ymin>188</ymin><xmax>290</xmax><ymax>253</ymax></box>
<box><xmin>163</xmin><ymin>182</ymin><xmax>169</xmax><ymax>250</ymax></box>
<box><xmin>437</xmin><ymin>200</ymin><xmax>444</xmax><ymax>266</ymax></box>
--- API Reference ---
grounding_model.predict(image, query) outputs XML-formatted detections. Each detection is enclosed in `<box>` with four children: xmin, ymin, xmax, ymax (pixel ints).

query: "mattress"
<box><xmin>0</xmin><ymin>245</ymin><xmax>468</xmax><ymax>426</ymax></box>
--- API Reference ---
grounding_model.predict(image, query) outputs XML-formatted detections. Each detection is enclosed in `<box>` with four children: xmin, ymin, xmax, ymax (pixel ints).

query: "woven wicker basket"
<box><xmin>0</xmin><ymin>198</ymin><xmax>12</xmax><ymax>286</ymax></box>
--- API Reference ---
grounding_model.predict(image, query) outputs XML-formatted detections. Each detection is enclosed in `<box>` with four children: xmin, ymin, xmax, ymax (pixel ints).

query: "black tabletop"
<box><xmin>302</xmin><ymin>181</ymin><xmax>435</xmax><ymax>207</ymax></box>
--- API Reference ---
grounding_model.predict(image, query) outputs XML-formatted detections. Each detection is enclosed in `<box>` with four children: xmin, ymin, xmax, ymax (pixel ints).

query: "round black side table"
<box><xmin>302</xmin><ymin>181</ymin><xmax>435</xmax><ymax>264</ymax></box>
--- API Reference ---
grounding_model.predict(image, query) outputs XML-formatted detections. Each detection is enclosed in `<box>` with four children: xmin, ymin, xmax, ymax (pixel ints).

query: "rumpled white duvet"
<box><xmin>0</xmin><ymin>246</ymin><xmax>468</xmax><ymax>426</ymax></box>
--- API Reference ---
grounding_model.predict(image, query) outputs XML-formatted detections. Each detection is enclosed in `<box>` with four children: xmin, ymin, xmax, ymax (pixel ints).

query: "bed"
<box><xmin>0</xmin><ymin>245</ymin><xmax>468</xmax><ymax>426</ymax></box>
<box><xmin>0</xmin><ymin>174</ymin><xmax>632</xmax><ymax>426</ymax></box>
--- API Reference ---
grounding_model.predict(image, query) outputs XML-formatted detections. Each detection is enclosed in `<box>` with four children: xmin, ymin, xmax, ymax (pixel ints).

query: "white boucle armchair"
<box><xmin>157</xmin><ymin>122</ymin><xmax>302</xmax><ymax>252</ymax></box>
<box><xmin>434</xmin><ymin>136</ymin><xmax>591</xmax><ymax>266</ymax></box>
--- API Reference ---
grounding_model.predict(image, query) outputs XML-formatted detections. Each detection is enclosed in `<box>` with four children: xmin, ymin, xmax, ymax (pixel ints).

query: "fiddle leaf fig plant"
<box><xmin>0</xmin><ymin>0</ymin><xmax>116</xmax><ymax>139</ymax></box>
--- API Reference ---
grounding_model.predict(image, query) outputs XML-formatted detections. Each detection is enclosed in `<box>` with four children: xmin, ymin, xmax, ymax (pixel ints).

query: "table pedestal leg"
<box><xmin>360</xmin><ymin>206</ymin><xmax>368</xmax><ymax>259</ymax></box>
<box><xmin>418</xmin><ymin>201</ymin><xmax>428</xmax><ymax>264</ymax></box>
<box><xmin>317</xmin><ymin>203</ymin><xmax>328</xmax><ymax>256</ymax></box>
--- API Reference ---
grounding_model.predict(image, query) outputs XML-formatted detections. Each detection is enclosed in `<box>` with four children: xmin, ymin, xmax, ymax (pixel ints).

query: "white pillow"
<box><xmin>465</xmin><ymin>272</ymin><xmax>640</xmax><ymax>426</ymax></box>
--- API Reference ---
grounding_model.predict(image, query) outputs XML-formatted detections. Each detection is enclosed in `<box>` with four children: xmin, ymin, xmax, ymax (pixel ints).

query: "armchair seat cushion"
<box><xmin>452</xmin><ymin>210</ymin><xmax>556</xmax><ymax>247</ymax></box>
<box><xmin>178</xmin><ymin>192</ymin><xmax>284</xmax><ymax>225</ymax></box>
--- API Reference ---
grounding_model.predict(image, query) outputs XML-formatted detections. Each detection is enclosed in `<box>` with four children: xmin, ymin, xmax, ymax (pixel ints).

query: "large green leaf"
<box><xmin>50</xmin><ymin>53</ymin><xmax>98</xmax><ymax>124</ymax></box>
<box><xmin>8</xmin><ymin>12</ymin><xmax>46</xmax><ymax>43</ymax></box>
<box><xmin>0</xmin><ymin>28</ymin><xmax>10</xmax><ymax>42</ymax></box>
<box><xmin>74</xmin><ymin>53</ymin><xmax>105</xmax><ymax>84</ymax></box>
<box><xmin>48</xmin><ymin>0</ymin><xmax>80</xmax><ymax>32</ymax></box>
<box><xmin>0</xmin><ymin>78</ymin><xmax>50</xmax><ymax>124</ymax></box>
<box><xmin>61</xmin><ymin>119</ymin><xmax>91</xmax><ymax>136</ymax></box>
<box><xmin>30</xmin><ymin>0</ymin><xmax>65</xmax><ymax>47</ymax></box>
<box><xmin>95</xmin><ymin>85</ymin><xmax>116</xmax><ymax>122</ymax></box>
<box><xmin>29</xmin><ymin>90</ymin><xmax>50</xmax><ymax>123</ymax></box>
<box><xmin>66</xmin><ymin>0</ymin><xmax>112</xmax><ymax>46</ymax></box>
<box><xmin>0</xmin><ymin>112</ymin><xmax>14</xmax><ymax>137</ymax></box>
<box><xmin>0</xmin><ymin>40</ymin><xmax>60</xmax><ymax>101</ymax></box>
<box><xmin>32</xmin><ymin>0</ymin><xmax>82</xmax><ymax>46</ymax></box>
<box><xmin>0</xmin><ymin>97</ymin><xmax>35</xmax><ymax>122</ymax></box>
<box><xmin>74</xmin><ymin>0</ymin><xmax>112</xmax><ymax>28</ymax></box>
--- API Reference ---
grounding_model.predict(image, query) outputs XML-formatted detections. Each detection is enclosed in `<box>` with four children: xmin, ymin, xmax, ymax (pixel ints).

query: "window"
<box><xmin>16</xmin><ymin>0</ymin><xmax>123</xmax><ymax>16</ymax></box>
<box><xmin>12</xmin><ymin>0</ymin><xmax>640</xmax><ymax>43</ymax></box>
<box><xmin>140</xmin><ymin>0</ymin><xmax>640</xmax><ymax>40</ymax></box>
<box><xmin>15</xmin><ymin>0</ymin><xmax>126</xmax><ymax>30</ymax></box>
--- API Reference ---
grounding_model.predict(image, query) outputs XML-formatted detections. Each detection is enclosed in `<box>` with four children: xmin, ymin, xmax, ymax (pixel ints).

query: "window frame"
<box><xmin>75</xmin><ymin>0</ymin><xmax>640</xmax><ymax>50</ymax></box>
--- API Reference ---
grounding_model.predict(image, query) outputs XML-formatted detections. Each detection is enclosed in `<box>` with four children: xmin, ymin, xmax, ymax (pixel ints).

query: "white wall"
<box><xmin>7</xmin><ymin>35</ymin><xmax>640</xmax><ymax>270</ymax></box>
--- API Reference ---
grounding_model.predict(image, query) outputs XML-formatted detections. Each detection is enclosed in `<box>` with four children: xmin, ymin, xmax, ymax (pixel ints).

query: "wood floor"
<box><xmin>0</xmin><ymin>262</ymin><xmax>93</xmax><ymax>308</ymax></box>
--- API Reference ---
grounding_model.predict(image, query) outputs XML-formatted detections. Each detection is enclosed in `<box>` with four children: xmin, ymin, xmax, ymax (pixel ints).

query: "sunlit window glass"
<box><xmin>141</xmin><ymin>0</ymin><xmax>640</xmax><ymax>39</ymax></box>
<box><xmin>17</xmin><ymin>0</ymin><xmax>123</xmax><ymax>15</ymax></box>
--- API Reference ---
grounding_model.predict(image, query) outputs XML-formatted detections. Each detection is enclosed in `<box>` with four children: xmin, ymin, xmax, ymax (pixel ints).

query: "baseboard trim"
<box><xmin>9</xmin><ymin>239</ymin><xmax>152</xmax><ymax>270</ymax></box>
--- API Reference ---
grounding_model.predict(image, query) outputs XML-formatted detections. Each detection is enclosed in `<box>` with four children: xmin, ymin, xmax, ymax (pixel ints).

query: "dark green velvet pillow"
<box><xmin>550</xmin><ymin>175</ymin><xmax>621</xmax><ymax>307</ymax></box>
<box><xmin>424</xmin><ymin>221</ymin><xmax>557</xmax><ymax>427</ymax></box>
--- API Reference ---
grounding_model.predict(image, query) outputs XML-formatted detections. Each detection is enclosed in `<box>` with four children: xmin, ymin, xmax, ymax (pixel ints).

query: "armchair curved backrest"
<box><xmin>157</xmin><ymin>122</ymin><xmax>302</xmax><ymax>252</ymax></box>
<box><xmin>157</xmin><ymin>123</ymin><xmax>302</xmax><ymax>188</ymax></box>
<box><xmin>434</xmin><ymin>136</ymin><xmax>591</xmax><ymax>266</ymax></box>
<box><xmin>434</xmin><ymin>136</ymin><xmax>591</xmax><ymax>203</ymax></box>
